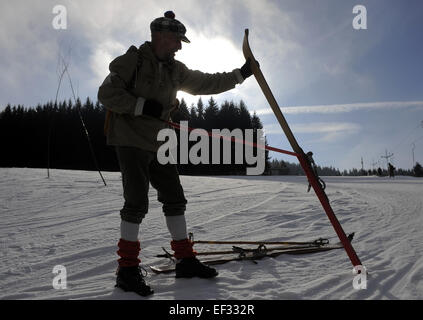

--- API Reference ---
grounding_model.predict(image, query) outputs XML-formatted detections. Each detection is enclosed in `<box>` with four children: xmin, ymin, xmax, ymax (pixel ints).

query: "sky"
<box><xmin>1</xmin><ymin>0</ymin><xmax>422</xmax><ymax>171</ymax></box>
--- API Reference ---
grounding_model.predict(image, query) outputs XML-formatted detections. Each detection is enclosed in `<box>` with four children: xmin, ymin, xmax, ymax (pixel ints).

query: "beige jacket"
<box><xmin>98</xmin><ymin>42</ymin><xmax>244</xmax><ymax>152</ymax></box>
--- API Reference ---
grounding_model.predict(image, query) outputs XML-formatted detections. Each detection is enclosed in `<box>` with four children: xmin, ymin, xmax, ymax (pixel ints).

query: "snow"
<box><xmin>0</xmin><ymin>167</ymin><xmax>422</xmax><ymax>300</ymax></box>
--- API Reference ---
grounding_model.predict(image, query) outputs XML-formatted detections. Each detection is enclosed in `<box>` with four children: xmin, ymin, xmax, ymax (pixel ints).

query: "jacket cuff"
<box><xmin>134</xmin><ymin>97</ymin><xmax>146</xmax><ymax>116</ymax></box>
<box><xmin>233</xmin><ymin>69</ymin><xmax>245</xmax><ymax>84</ymax></box>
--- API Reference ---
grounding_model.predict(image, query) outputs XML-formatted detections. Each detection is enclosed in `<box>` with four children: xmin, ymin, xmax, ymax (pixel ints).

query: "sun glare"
<box><xmin>175</xmin><ymin>30</ymin><xmax>244</xmax><ymax>107</ymax></box>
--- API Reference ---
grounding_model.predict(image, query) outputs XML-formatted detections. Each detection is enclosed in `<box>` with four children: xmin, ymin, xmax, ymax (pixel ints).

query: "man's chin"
<box><xmin>158</xmin><ymin>54</ymin><xmax>175</xmax><ymax>63</ymax></box>
<box><xmin>166</xmin><ymin>54</ymin><xmax>176</xmax><ymax>62</ymax></box>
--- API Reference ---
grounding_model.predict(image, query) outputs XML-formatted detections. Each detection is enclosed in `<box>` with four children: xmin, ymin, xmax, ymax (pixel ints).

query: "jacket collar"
<box><xmin>138</xmin><ymin>42</ymin><xmax>175</xmax><ymax>67</ymax></box>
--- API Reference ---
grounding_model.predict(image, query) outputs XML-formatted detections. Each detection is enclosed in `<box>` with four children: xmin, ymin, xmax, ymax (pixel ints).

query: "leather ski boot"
<box><xmin>171</xmin><ymin>238</ymin><xmax>218</xmax><ymax>279</ymax></box>
<box><xmin>115</xmin><ymin>265</ymin><xmax>154</xmax><ymax>296</ymax></box>
<box><xmin>175</xmin><ymin>257</ymin><xmax>218</xmax><ymax>278</ymax></box>
<box><xmin>115</xmin><ymin>238</ymin><xmax>154</xmax><ymax>296</ymax></box>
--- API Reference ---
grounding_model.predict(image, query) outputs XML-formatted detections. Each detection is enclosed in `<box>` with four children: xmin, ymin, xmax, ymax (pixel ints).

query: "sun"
<box><xmin>174</xmin><ymin>30</ymin><xmax>244</xmax><ymax>107</ymax></box>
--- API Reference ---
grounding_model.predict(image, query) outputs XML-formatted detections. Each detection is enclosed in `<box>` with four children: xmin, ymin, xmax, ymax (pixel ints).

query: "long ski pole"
<box><xmin>158</xmin><ymin>234</ymin><xmax>353</xmax><ymax>258</ymax></box>
<box><xmin>150</xmin><ymin>244</ymin><xmax>346</xmax><ymax>274</ymax></box>
<box><xmin>65</xmin><ymin>68</ymin><xmax>107</xmax><ymax>187</ymax></box>
<box><xmin>48</xmin><ymin>56</ymin><xmax>69</xmax><ymax>179</ymax></box>
<box><xmin>194</xmin><ymin>244</ymin><xmax>331</xmax><ymax>256</ymax></box>
<box><xmin>193</xmin><ymin>239</ymin><xmax>327</xmax><ymax>246</ymax></box>
<box><xmin>190</xmin><ymin>232</ymin><xmax>330</xmax><ymax>246</ymax></box>
<box><xmin>158</xmin><ymin>244</ymin><xmax>324</xmax><ymax>257</ymax></box>
<box><xmin>242</xmin><ymin>29</ymin><xmax>362</xmax><ymax>269</ymax></box>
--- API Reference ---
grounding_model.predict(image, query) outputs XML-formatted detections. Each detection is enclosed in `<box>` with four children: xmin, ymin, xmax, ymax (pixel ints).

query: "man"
<box><xmin>388</xmin><ymin>163</ymin><xmax>395</xmax><ymax>178</ymax></box>
<box><xmin>98</xmin><ymin>11</ymin><xmax>255</xmax><ymax>296</ymax></box>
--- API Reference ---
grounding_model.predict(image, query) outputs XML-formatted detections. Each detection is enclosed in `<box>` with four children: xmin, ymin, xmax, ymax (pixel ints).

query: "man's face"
<box><xmin>154</xmin><ymin>32</ymin><xmax>182</xmax><ymax>61</ymax></box>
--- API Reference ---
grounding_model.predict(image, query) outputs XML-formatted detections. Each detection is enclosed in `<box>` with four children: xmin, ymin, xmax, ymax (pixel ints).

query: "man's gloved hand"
<box><xmin>240</xmin><ymin>57</ymin><xmax>259</xmax><ymax>80</ymax></box>
<box><xmin>143</xmin><ymin>99</ymin><xmax>163</xmax><ymax>118</ymax></box>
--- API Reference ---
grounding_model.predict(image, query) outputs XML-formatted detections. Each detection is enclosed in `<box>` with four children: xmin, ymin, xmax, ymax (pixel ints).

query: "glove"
<box><xmin>143</xmin><ymin>99</ymin><xmax>163</xmax><ymax>118</ymax></box>
<box><xmin>240</xmin><ymin>57</ymin><xmax>259</xmax><ymax>80</ymax></box>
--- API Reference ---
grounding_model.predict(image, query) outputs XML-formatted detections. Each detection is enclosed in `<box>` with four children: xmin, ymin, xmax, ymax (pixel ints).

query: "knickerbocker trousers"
<box><xmin>115</xmin><ymin>146</ymin><xmax>187</xmax><ymax>224</ymax></box>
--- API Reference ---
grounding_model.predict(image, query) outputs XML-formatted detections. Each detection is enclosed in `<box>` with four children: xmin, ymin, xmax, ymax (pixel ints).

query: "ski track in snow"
<box><xmin>0</xmin><ymin>168</ymin><xmax>422</xmax><ymax>300</ymax></box>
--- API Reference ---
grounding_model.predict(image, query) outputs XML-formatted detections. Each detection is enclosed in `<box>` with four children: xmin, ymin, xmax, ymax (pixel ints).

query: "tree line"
<box><xmin>270</xmin><ymin>159</ymin><xmax>423</xmax><ymax>177</ymax></box>
<box><xmin>0</xmin><ymin>97</ymin><xmax>271</xmax><ymax>175</ymax></box>
<box><xmin>170</xmin><ymin>97</ymin><xmax>271</xmax><ymax>175</ymax></box>
<box><xmin>1</xmin><ymin>96</ymin><xmax>421</xmax><ymax>177</ymax></box>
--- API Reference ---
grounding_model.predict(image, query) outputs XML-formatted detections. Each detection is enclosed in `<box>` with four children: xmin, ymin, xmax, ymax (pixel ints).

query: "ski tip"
<box><xmin>245</xmin><ymin>28</ymin><xmax>249</xmax><ymax>36</ymax></box>
<box><xmin>149</xmin><ymin>265</ymin><xmax>175</xmax><ymax>274</ymax></box>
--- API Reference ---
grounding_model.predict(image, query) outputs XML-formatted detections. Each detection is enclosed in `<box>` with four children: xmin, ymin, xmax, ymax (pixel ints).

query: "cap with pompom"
<box><xmin>150</xmin><ymin>11</ymin><xmax>190</xmax><ymax>43</ymax></box>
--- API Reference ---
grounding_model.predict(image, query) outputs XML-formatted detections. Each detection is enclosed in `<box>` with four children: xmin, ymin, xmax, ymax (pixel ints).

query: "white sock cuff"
<box><xmin>165</xmin><ymin>215</ymin><xmax>188</xmax><ymax>241</ymax></box>
<box><xmin>120</xmin><ymin>220</ymin><xmax>140</xmax><ymax>242</ymax></box>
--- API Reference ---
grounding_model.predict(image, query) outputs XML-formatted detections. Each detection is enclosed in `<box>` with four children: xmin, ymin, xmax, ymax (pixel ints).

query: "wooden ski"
<box><xmin>151</xmin><ymin>234</ymin><xmax>355</xmax><ymax>274</ymax></box>
<box><xmin>150</xmin><ymin>244</ymin><xmax>344</xmax><ymax>274</ymax></box>
<box><xmin>242</xmin><ymin>29</ymin><xmax>362</xmax><ymax>269</ymax></box>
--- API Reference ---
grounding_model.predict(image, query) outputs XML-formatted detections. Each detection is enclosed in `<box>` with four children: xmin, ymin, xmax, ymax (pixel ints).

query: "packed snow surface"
<box><xmin>1</xmin><ymin>168</ymin><xmax>422</xmax><ymax>300</ymax></box>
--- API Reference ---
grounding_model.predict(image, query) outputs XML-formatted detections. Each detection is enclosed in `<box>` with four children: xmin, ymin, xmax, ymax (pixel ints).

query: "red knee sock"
<box><xmin>117</xmin><ymin>238</ymin><xmax>141</xmax><ymax>267</ymax></box>
<box><xmin>171</xmin><ymin>239</ymin><xmax>197</xmax><ymax>259</ymax></box>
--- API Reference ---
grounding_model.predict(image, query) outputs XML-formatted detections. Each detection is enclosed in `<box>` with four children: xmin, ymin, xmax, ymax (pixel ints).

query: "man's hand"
<box><xmin>240</xmin><ymin>57</ymin><xmax>259</xmax><ymax>80</ymax></box>
<box><xmin>143</xmin><ymin>99</ymin><xmax>163</xmax><ymax>118</ymax></box>
<box><xmin>171</xmin><ymin>98</ymin><xmax>180</xmax><ymax>111</ymax></box>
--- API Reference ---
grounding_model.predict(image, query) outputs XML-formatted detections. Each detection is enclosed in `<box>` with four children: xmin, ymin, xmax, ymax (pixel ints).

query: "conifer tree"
<box><xmin>196</xmin><ymin>98</ymin><xmax>205</xmax><ymax>123</ymax></box>
<box><xmin>414</xmin><ymin>162</ymin><xmax>423</xmax><ymax>177</ymax></box>
<box><xmin>204</xmin><ymin>97</ymin><xmax>219</xmax><ymax>130</ymax></box>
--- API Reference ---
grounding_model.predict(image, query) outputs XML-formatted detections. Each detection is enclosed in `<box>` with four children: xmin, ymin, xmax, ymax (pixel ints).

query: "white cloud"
<box><xmin>293</xmin><ymin>122</ymin><xmax>361</xmax><ymax>134</ymax></box>
<box><xmin>265</xmin><ymin>121</ymin><xmax>360</xmax><ymax>135</ymax></box>
<box><xmin>89</xmin><ymin>40</ymin><xmax>127</xmax><ymax>87</ymax></box>
<box><xmin>256</xmin><ymin>101</ymin><xmax>423</xmax><ymax>115</ymax></box>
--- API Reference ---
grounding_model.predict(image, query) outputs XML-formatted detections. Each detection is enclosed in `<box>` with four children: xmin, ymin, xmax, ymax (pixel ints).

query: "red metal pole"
<box><xmin>297</xmin><ymin>153</ymin><xmax>362</xmax><ymax>267</ymax></box>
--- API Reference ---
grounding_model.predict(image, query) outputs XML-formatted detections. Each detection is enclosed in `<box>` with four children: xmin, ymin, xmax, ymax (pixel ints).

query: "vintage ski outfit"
<box><xmin>97</xmin><ymin>11</ymin><xmax>254</xmax><ymax>296</ymax></box>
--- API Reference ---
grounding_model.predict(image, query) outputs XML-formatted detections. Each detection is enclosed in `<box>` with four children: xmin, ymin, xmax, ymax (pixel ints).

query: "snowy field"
<box><xmin>0</xmin><ymin>167</ymin><xmax>422</xmax><ymax>300</ymax></box>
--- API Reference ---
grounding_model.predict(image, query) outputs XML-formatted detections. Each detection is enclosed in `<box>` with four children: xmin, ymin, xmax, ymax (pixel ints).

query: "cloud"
<box><xmin>292</xmin><ymin>122</ymin><xmax>361</xmax><ymax>134</ymax></box>
<box><xmin>297</xmin><ymin>122</ymin><xmax>362</xmax><ymax>143</ymax></box>
<box><xmin>255</xmin><ymin>100</ymin><xmax>423</xmax><ymax>115</ymax></box>
<box><xmin>89</xmin><ymin>40</ymin><xmax>127</xmax><ymax>88</ymax></box>
<box><xmin>265</xmin><ymin>121</ymin><xmax>360</xmax><ymax>135</ymax></box>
